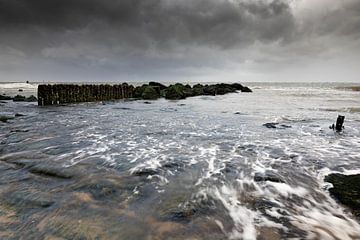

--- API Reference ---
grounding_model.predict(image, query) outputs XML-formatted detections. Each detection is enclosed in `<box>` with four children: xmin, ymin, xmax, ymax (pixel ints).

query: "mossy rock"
<box><xmin>133</xmin><ymin>85</ymin><xmax>147</xmax><ymax>98</ymax></box>
<box><xmin>0</xmin><ymin>95</ymin><xmax>12</xmax><ymax>100</ymax></box>
<box><xmin>142</xmin><ymin>86</ymin><xmax>160</xmax><ymax>100</ymax></box>
<box><xmin>164</xmin><ymin>84</ymin><xmax>187</xmax><ymax>100</ymax></box>
<box><xmin>0</xmin><ymin>116</ymin><xmax>14</xmax><ymax>123</ymax></box>
<box><xmin>26</xmin><ymin>95</ymin><xmax>38</xmax><ymax>102</ymax></box>
<box><xmin>325</xmin><ymin>173</ymin><xmax>360</xmax><ymax>217</ymax></box>
<box><xmin>13</xmin><ymin>95</ymin><xmax>26</xmax><ymax>102</ymax></box>
<box><xmin>149</xmin><ymin>81</ymin><xmax>167</xmax><ymax>90</ymax></box>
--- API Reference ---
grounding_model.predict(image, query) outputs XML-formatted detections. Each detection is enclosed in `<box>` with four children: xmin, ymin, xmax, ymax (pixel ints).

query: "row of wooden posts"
<box><xmin>37</xmin><ymin>84</ymin><xmax>134</xmax><ymax>106</ymax></box>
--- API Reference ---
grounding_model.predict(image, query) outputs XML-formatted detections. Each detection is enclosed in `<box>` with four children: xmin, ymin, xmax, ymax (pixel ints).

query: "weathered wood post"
<box><xmin>330</xmin><ymin>115</ymin><xmax>345</xmax><ymax>132</ymax></box>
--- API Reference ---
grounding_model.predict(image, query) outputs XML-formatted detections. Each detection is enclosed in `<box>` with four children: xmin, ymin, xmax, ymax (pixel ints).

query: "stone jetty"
<box><xmin>37</xmin><ymin>82</ymin><xmax>252</xmax><ymax>106</ymax></box>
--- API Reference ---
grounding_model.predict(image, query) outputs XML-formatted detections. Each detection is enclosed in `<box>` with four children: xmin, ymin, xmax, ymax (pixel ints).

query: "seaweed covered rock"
<box><xmin>149</xmin><ymin>81</ymin><xmax>167</xmax><ymax>90</ymax></box>
<box><xmin>164</xmin><ymin>84</ymin><xmax>188</xmax><ymax>100</ymax></box>
<box><xmin>0</xmin><ymin>94</ymin><xmax>12</xmax><ymax>100</ymax></box>
<box><xmin>0</xmin><ymin>115</ymin><xmax>14</xmax><ymax>123</ymax></box>
<box><xmin>13</xmin><ymin>95</ymin><xmax>26</xmax><ymax>102</ymax></box>
<box><xmin>26</xmin><ymin>95</ymin><xmax>38</xmax><ymax>102</ymax></box>
<box><xmin>325</xmin><ymin>173</ymin><xmax>360</xmax><ymax>217</ymax></box>
<box><xmin>142</xmin><ymin>86</ymin><xmax>160</xmax><ymax>100</ymax></box>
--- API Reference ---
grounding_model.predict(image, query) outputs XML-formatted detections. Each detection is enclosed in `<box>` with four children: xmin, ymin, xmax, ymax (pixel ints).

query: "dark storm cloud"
<box><xmin>0</xmin><ymin>0</ymin><xmax>295</xmax><ymax>49</ymax></box>
<box><xmin>0</xmin><ymin>0</ymin><xmax>360</xmax><ymax>82</ymax></box>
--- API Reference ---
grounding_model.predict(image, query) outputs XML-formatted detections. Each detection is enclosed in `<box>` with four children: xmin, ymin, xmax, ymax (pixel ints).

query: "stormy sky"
<box><xmin>0</xmin><ymin>0</ymin><xmax>359</xmax><ymax>83</ymax></box>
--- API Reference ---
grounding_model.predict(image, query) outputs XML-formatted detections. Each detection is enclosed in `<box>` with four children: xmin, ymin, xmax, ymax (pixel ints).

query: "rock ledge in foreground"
<box><xmin>325</xmin><ymin>173</ymin><xmax>360</xmax><ymax>217</ymax></box>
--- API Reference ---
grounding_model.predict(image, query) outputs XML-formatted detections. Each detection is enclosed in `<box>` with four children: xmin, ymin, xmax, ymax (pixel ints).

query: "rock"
<box><xmin>132</xmin><ymin>168</ymin><xmax>158</xmax><ymax>177</ymax></box>
<box><xmin>149</xmin><ymin>81</ymin><xmax>167</xmax><ymax>90</ymax></box>
<box><xmin>29</xmin><ymin>164</ymin><xmax>74</xmax><ymax>179</ymax></box>
<box><xmin>13</xmin><ymin>95</ymin><xmax>26</xmax><ymax>102</ymax></box>
<box><xmin>203</xmin><ymin>85</ymin><xmax>217</xmax><ymax>96</ymax></box>
<box><xmin>241</xmin><ymin>86</ymin><xmax>252</xmax><ymax>92</ymax></box>
<box><xmin>263</xmin><ymin>123</ymin><xmax>292</xmax><ymax>129</ymax></box>
<box><xmin>144</xmin><ymin>101</ymin><xmax>152</xmax><ymax>104</ymax></box>
<box><xmin>133</xmin><ymin>85</ymin><xmax>147</xmax><ymax>98</ymax></box>
<box><xmin>0</xmin><ymin>116</ymin><xmax>14</xmax><ymax>123</ymax></box>
<box><xmin>325</xmin><ymin>173</ymin><xmax>360</xmax><ymax>217</ymax></box>
<box><xmin>0</xmin><ymin>95</ymin><xmax>12</xmax><ymax>100</ymax></box>
<box><xmin>230</xmin><ymin>83</ymin><xmax>244</xmax><ymax>91</ymax></box>
<box><xmin>192</xmin><ymin>85</ymin><xmax>205</xmax><ymax>96</ymax></box>
<box><xmin>164</xmin><ymin>84</ymin><xmax>187</xmax><ymax>100</ymax></box>
<box><xmin>18</xmin><ymin>89</ymin><xmax>23</xmax><ymax>92</ymax></box>
<box><xmin>4</xmin><ymin>190</ymin><xmax>54</xmax><ymax>208</ymax></box>
<box><xmin>263</xmin><ymin>123</ymin><xmax>278</xmax><ymax>129</ymax></box>
<box><xmin>142</xmin><ymin>86</ymin><xmax>160</xmax><ymax>100</ymax></box>
<box><xmin>254</xmin><ymin>171</ymin><xmax>284</xmax><ymax>183</ymax></box>
<box><xmin>26</xmin><ymin>95</ymin><xmax>37</xmax><ymax>102</ymax></box>
<box><xmin>15</xmin><ymin>113</ymin><xmax>25</xmax><ymax>117</ymax></box>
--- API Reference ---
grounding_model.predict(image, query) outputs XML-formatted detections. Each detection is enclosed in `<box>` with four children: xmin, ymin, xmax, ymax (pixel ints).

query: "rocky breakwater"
<box><xmin>133</xmin><ymin>82</ymin><xmax>252</xmax><ymax>100</ymax></box>
<box><xmin>37</xmin><ymin>82</ymin><xmax>252</xmax><ymax>105</ymax></box>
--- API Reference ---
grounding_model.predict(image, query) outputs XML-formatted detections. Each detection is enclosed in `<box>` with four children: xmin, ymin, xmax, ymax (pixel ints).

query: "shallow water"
<box><xmin>1</xmin><ymin>82</ymin><xmax>360</xmax><ymax>239</ymax></box>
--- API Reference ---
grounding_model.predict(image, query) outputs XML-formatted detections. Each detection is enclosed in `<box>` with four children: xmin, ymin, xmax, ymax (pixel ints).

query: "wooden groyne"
<box><xmin>37</xmin><ymin>84</ymin><xmax>134</xmax><ymax>106</ymax></box>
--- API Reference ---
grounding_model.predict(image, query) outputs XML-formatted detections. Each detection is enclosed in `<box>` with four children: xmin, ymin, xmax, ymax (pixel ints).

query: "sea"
<box><xmin>0</xmin><ymin>81</ymin><xmax>360</xmax><ymax>239</ymax></box>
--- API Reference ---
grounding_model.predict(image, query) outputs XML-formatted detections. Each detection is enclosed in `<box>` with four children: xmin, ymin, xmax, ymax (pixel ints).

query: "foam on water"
<box><xmin>1</xmin><ymin>82</ymin><xmax>359</xmax><ymax>239</ymax></box>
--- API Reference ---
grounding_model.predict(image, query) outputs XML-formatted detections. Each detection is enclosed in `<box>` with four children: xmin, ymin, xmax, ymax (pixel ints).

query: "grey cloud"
<box><xmin>0</xmin><ymin>0</ymin><xmax>359</xmax><ymax>82</ymax></box>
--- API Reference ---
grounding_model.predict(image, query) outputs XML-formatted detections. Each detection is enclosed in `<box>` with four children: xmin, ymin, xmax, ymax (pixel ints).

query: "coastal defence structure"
<box><xmin>37</xmin><ymin>84</ymin><xmax>134</xmax><ymax>106</ymax></box>
<box><xmin>37</xmin><ymin>82</ymin><xmax>252</xmax><ymax>106</ymax></box>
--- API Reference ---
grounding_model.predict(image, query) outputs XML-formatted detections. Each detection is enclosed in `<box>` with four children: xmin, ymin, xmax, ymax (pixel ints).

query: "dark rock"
<box><xmin>133</xmin><ymin>85</ymin><xmax>147</xmax><ymax>98</ymax></box>
<box><xmin>143</xmin><ymin>101</ymin><xmax>152</xmax><ymax>104</ymax></box>
<box><xmin>203</xmin><ymin>85</ymin><xmax>217</xmax><ymax>96</ymax></box>
<box><xmin>263</xmin><ymin>123</ymin><xmax>279</xmax><ymax>128</ymax></box>
<box><xmin>142</xmin><ymin>86</ymin><xmax>160</xmax><ymax>100</ymax></box>
<box><xmin>0</xmin><ymin>116</ymin><xmax>14</xmax><ymax>123</ymax></box>
<box><xmin>10</xmin><ymin>129</ymin><xmax>29</xmax><ymax>133</ymax></box>
<box><xmin>26</xmin><ymin>95</ymin><xmax>37</xmax><ymax>102</ymax></box>
<box><xmin>0</xmin><ymin>94</ymin><xmax>12</xmax><ymax>100</ymax></box>
<box><xmin>18</xmin><ymin>89</ymin><xmax>23</xmax><ymax>92</ymax></box>
<box><xmin>15</xmin><ymin>113</ymin><xmax>25</xmax><ymax>117</ymax></box>
<box><xmin>132</xmin><ymin>168</ymin><xmax>158</xmax><ymax>176</ymax></box>
<box><xmin>263</xmin><ymin>123</ymin><xmax>291</xmax><ymax>129</ymax></box>
<box><xmin>230</xmin><ymin>83</ymin><xmax>244</xmax><ymax>91</ymax></box>
<box><xmin>325</xmin><ymin>173</ymin><xmax>360</xmax><ymax>217</ymax></box>
<box><xmin>164</xmin><ymin>84</ymin><xmax>187</xmax><ymax>100</ymax></box>
<box><xmin>13</xmin><ymin>95</ymin><xmax>26</xmax><ymax>102</ymax></box>
<box><xmin>254</xmin><ymin>171</ymin><xmax>284</xmax><ymax>183</ymax></box>
<box><xmin>149</xmin><ymin>81</ymin><xmax>167</xmax><ymax>90</ymax></box>
<box><xmin>241</xmin><ymin>86</ymin><xmax>252</xmax><ymax>92</ymax></box>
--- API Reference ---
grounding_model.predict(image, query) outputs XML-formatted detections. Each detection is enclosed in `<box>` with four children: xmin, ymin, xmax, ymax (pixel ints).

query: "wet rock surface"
<box><xmin>325</xmin><ymin>173</ymin><xmax>360</xmax><ymax>217</ymax></box>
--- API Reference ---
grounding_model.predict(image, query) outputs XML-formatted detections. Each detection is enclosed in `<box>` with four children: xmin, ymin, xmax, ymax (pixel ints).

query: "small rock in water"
<box><xmin>13</xmin><ymin>95</ymin><xmax>26</xmax><ymax>102</ymax></box>
<box><xmin>254</xmin><ymin>171</ymin><xmax>284</xmax><ymax>183</ymax></box>
<box><xmin>0</xmin><ymin>115</ymin><xmax>14</xmax><ymax>123</ymax></box>
<box><xmin>263</xmin><ymin>122</ymin><xmax>278</xmax><ymax>128</ymax></box>
<box><xmin>263</xmin><ymin>123</ymin><xmax>292</xmax><ymax>129</ymax></box>
<box><xmin>0</xmin><ymin>94</ymin><xmax>12</xmax><ymax>100</ymax></box>
<box><xmin>18</xmin><ymin>89</ymin><xmax>23</xmax><ymax>92</ymax></box>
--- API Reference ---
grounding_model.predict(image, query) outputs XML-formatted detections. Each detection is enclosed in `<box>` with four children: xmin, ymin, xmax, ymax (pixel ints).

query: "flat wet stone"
<box><xmin>254</xmin><ymin>171</ymin><xmax>284</xmax><ymax>183</ymax></box>
<box><xmin>325</xmin><ymin>173</ymin><xmax>360</xmax><ymax>217</ymax></box>
<box><xmin>29</xmin><ymin>164</ymin><xmax>74</xmax><ymax>179</ymax></box>
<box><xmin>263</xmin><ymin>123</ymin><xmax>292</xmax><ymax>129</ymax></box>
<box><xmin>3</xmin><ymin>189</ymin><xmax>55</xmax><ymax>209</ymax></box>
